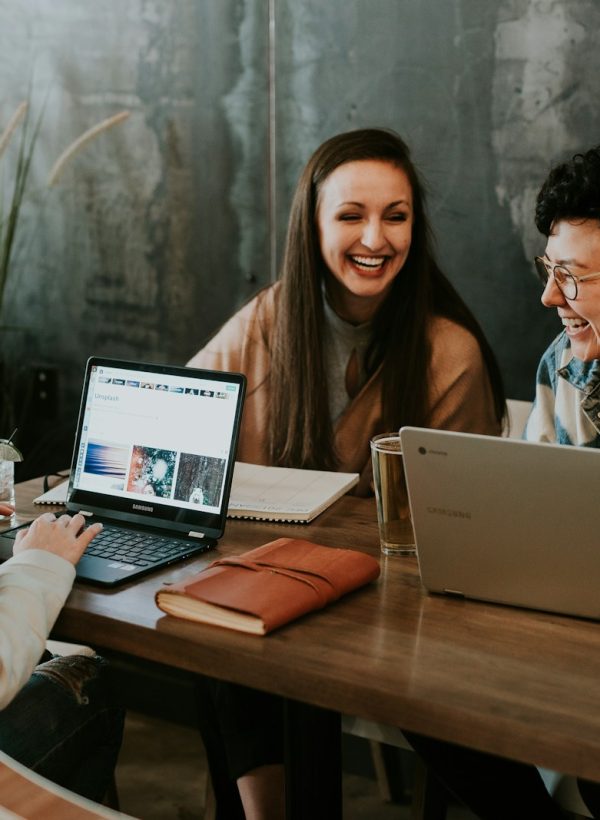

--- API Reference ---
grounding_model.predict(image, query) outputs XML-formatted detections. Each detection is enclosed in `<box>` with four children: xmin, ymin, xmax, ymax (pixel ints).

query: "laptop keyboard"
<box><xmin>2</xmin><ymin>523</ymin><xmax>197</xmax><ymax>568</ymax></box>
<box><xmin>84</xmin><ymin>524</ymin><xmax>196</xmax><ymax>567</ymax></box>
<box><xmin>5</xmin><ymin>524</ymin><xmax>196</xmax><ymax>567</ymax></box>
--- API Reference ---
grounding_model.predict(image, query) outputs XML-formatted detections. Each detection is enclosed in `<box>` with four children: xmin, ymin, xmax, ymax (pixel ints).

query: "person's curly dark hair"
<box><xmin>535</xmin><ymin>146</ymin><xmax>600</xmax><ymax>236</ymax></box>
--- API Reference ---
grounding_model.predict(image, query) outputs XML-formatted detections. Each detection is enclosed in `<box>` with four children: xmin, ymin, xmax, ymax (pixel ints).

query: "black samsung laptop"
<box><xmin>0</xmin><ymin>357</ymin><xmax>246</xmax><ymax>586</ymax></box>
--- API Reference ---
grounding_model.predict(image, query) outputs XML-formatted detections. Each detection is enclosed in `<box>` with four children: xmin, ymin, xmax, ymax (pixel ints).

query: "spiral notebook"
<box><xmin>227</xmin><ymin>463</ymin><xmax>359</xmax><ymax>523</ymax></box>
<box><xmin>34</xmin><ymin>481</ymin><xmax>70</xmax><ymax>505</ymax></box>
<box><xmin>36</xmin><ymin>462</ymin><xmax>359</xmax><ymax>524</ymax></box>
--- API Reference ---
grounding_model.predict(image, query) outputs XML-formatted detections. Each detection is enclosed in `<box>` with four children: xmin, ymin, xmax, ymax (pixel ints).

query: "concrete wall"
<box><xmin>1</xmin><ymin>0</ymin><xmax>598</xmax><ymax>467</ymax></box>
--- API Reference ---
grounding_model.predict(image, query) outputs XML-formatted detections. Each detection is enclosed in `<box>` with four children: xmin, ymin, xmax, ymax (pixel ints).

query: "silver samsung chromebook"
<box><xmin>399</xmin><ymin>427</ymin><xmax>600</xmax><ymax>621</ymax></box>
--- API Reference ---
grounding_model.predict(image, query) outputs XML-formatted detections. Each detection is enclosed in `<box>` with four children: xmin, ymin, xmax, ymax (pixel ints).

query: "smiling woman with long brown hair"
<box><xmin>187</xmin><ymin>127</ymin><xmax>505</xmax><ymax>819</ymax></box>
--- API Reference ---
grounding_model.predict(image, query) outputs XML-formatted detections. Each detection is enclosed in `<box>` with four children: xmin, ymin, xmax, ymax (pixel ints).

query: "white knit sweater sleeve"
<box><xmin>0</xmin><ymin>550</ymin><xmax>75</xmax><ymax>709</ymax></box>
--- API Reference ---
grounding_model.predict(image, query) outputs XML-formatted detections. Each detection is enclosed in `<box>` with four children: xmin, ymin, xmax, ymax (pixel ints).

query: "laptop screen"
<box><xmin>67</xmin><ymin>357</ymin><xmax>246</xmax><ymax>538</ymax></box>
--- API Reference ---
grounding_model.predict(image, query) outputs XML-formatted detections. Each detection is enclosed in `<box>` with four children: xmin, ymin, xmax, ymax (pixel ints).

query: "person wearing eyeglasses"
<box><xmin>526</xmin><ymin>147</ymin><xmax>600</xmax><ymax>448</ymax></box>
<box><xmin>406</xmin><ymin>146</ymin><xmax>600</xmax><ymax>820</ymax></box>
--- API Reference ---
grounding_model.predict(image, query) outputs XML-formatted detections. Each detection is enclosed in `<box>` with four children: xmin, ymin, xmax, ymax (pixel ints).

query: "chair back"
<box><xmin>503</xmin><ymin>399</ymin><xmax>533</xmax><ymax>439</ymax></box>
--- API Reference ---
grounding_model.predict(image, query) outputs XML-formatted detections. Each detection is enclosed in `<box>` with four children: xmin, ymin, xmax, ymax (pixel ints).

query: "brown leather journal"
<box><xmin>155</xmin><ymin>537</ymin><xmax>380</xmax><ymax>634</ymax></box>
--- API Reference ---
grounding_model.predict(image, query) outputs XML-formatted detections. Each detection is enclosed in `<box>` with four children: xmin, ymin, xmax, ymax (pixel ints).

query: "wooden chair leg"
<box><xmin>369</xmin><ymin>741</ymin><xmax>393</xmax><ymax>803</ymax></box>
<box><xmin>411</xmin><ymin>757</ymin><xmax>448</xmax><ymax>820</ymax></box>
<box><xmin>369</xmin><ymin>740</ymin><xmax>414</xmax><ymax>804</ymax></box>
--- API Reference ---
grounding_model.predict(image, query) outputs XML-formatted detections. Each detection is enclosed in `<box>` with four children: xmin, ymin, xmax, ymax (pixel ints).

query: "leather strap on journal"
<box><xmin>210</xmin><ymin>556</ymin><xmax>338</xmax><ymax>605</ymax></box>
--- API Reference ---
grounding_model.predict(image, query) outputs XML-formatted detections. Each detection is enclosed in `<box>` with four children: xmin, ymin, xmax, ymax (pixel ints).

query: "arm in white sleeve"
<box><xmin>0</xmin><ymin>550</ymin><xmax>75</xmax><ymax>709</ymax></box>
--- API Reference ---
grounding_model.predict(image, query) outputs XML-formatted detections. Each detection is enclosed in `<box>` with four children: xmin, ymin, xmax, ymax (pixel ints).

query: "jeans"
<box><xmin>0</xmin><ymin>652</ymin><xmax>124</xmax><ymax>802</ymax></box>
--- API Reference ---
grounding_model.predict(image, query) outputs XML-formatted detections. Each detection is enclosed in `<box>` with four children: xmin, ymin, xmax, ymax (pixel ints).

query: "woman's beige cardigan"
<box><xmin>188</xmin><ymin>285</ymin><xmax>500</xmax><ymax>496</ymax></box>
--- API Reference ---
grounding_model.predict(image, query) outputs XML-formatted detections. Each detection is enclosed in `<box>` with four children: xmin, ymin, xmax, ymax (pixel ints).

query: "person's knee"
<box><xmin>32</xmin><ymin>654</ymin><xmax>107</xmax><ymax>706</ymax></box>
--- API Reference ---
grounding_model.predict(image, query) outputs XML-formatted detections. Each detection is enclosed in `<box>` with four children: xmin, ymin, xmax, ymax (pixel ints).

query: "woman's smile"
<box><xmin>348</xmin><ymin>254</ymin><xmax>388</xmax><ymax>274</ymax></box>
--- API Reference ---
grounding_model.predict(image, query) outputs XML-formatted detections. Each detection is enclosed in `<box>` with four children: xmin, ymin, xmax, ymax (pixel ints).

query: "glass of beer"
<box><xmin>370</xmin><ymin>433</ymin><xmax>415</xmax><ymax>556</ymax></box>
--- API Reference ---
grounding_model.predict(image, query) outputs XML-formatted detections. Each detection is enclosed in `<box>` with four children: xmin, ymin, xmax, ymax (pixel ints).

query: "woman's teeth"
<box><xmin>563</xmin><ymin>317</ymin><xmax>589</xmax><ymax>329</ymax></box>
<box><xmin>351</xmin><ymin>255</ymin><xmax>385</xmax><ymax>270</ymax></box>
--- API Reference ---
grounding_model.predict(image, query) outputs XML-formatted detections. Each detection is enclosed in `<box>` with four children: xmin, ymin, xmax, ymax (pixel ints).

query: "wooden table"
<box><xmin>9</xmin><ymin>479</ymin><xmax>600</xmax><ymax>816</ymax></box>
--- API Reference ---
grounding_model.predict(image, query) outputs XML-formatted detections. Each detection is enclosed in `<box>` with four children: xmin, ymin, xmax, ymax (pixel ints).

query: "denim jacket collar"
<box><xmin>558</xmin><ymin>352</ymin><xmax>600</xmax><ymax>430</ymax></box>
<box><xmin>558</xmin><ymin>355</ymin><xmax>600</xmax><ymax>396</ymax></box>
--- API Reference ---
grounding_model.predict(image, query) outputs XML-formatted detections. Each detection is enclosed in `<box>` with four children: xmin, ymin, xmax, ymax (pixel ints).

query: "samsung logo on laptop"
<box><xmin>132</xmin><ymin>503</ymin><xmax>154</xmax><ymax>513</ymax></box>
<box><xmin>426</xmin><ymin>506</ymin><xmax>471</xmax><ymax>520</ymax></box>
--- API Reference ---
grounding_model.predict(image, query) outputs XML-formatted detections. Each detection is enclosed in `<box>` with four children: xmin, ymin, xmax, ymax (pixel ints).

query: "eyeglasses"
<box><xmin>534</xmin><ymin>256</ymin><xmax>600</xmax><ymax>300</ymax></box>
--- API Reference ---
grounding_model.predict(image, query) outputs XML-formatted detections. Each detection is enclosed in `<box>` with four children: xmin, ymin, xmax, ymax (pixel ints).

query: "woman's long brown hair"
<box><xmin>268</xmin><ymin>128</ymin><xmax>505</xmax><ymax>469</ymax></box>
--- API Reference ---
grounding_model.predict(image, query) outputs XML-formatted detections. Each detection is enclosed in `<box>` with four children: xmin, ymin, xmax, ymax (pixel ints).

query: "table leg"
<box><xmin>284</xmin><ymin>699</ymin><xmax>342</xmax><ymax>820</ymax></box>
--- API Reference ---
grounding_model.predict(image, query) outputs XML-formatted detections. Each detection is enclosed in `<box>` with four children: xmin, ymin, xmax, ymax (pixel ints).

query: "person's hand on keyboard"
<box><xmin>13</xmin><ymin>513</ymin><xmax>103</xmax><ymax>566</ymax></box>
